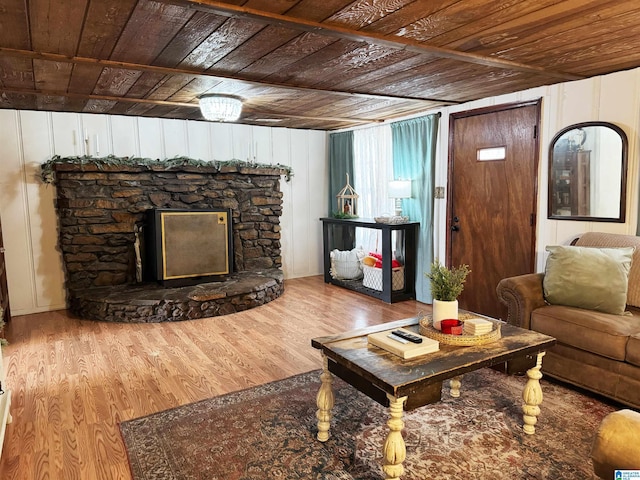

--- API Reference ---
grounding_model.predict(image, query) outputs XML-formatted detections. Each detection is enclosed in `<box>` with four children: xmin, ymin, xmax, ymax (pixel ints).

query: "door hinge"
<box><xmin>533</xmin><ymin>125</ymin><xmax>538</xmax><ymax>139</ymax></box>
<box><xmin>0</xmin><ymin>381</ymin><xmax>4</xmax><ymax>395</ymax></box>
<box><xmin>530</xmin><ymin>213</ymin><xmax>536</xmax><ymax>226</ymax></box>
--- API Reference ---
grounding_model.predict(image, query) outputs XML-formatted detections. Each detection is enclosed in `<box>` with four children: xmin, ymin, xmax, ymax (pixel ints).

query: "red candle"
<box><xmin>441</xmin><ymin>319</ymin><xmax>463</xmax><ymax>335</ymax></box>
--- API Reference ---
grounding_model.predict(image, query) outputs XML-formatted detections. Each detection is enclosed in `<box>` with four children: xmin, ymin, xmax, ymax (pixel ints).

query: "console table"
<box><xmin>320</xmin><ymin>217</ymin><xmax>419</xmax><ymax>303</ymax></box>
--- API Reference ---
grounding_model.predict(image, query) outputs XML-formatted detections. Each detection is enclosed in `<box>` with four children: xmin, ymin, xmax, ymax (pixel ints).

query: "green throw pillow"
<box><xmin>543</xmin><ymin>245</ymin><xmax>634</xmax><ymax>315</ymax></box>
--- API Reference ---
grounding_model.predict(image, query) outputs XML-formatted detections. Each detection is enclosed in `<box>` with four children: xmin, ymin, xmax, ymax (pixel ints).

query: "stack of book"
<box><xmin>463</xmin><ymin>318</ymin><xmax>494</xmax><ymax>336</ymax></box>
<box><xmin>368</xmin><ymin>328</ymin><xmax>440</xmax><ymax>359</ymax></box>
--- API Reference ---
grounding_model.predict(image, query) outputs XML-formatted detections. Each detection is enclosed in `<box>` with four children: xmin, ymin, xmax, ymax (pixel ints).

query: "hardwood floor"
<box><xmin>0</xmin><ymin>276</ymin><xmax>427</xmax><ymax>480</ymax></box>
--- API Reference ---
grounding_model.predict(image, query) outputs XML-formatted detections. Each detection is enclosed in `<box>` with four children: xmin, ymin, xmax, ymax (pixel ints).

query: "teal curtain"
<box><xmin>328</xmin><ymin>131</ymin><xmax>354</xmax><ymax>215</ymax></box>
<box><xmin>391</xmin><ymin>114</ymin><xmax>440</xmax><ymax>303</ymax></box>
<box><xmin>328</xmin><ymin>131</ymin><xmax>355</xmax><ymax>251</ymax></box>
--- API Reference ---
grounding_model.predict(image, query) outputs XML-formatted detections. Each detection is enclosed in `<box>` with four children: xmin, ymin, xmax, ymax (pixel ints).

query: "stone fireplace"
<box><xmin>49</xmin><ymin>160</ymin><xmax>289</xmax><ymax>322</ymax></box>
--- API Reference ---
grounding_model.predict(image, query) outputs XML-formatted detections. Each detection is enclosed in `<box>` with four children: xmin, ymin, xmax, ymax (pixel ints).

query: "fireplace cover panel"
<box><xmin>147</xmin><ymin>209</ymin><xmax>233</xmax><ymax>284</ymax></box>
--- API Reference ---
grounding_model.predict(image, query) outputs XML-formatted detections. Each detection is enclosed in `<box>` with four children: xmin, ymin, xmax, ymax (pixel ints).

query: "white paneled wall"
<box><xmin>2</xmin><ymin>66</ymin><xmax>640</xmax><ymax>315</ymax></box>
<box><xmin>433</xmin><ymin>68</ymin><xmax>640</xmax><ymax>272</ymax></box>
<box><xmin>0</xmin><ymin>111</ymin><xmax>327</xmax><ymax>315</ymax></box>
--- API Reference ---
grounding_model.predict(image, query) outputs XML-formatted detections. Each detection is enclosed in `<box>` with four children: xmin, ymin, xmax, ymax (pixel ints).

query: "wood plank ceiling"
<box><xmin>1</xmin><ymin>0</ymin><xmax>639</xmax><ymax>130</ymax></box>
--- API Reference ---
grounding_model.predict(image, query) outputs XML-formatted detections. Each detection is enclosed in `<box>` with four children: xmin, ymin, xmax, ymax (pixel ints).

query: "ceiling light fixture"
<box><xmin>199</xmin><ymin>94</ymin><xmax>243</xmax><ymax>122</ymax></box>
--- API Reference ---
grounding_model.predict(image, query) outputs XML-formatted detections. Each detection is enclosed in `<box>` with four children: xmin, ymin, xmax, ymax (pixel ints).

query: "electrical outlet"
<box><xmin>435</xmin><ymin>186</ymin><xmax>445</xmax><ymax>199</ymax></box>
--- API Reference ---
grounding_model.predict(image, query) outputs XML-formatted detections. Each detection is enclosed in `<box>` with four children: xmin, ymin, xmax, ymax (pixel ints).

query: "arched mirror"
<box><xmin>548</xmin><ymin>121</ymin><xmax>628</xmax><ymax>222</ymax></box>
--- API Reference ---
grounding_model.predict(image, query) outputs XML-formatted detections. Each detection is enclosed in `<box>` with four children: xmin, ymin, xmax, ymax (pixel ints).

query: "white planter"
<box><xmin>432</xmin><ymin>299</ymin><xmax>458</xmax><ymax>330</ymax></box>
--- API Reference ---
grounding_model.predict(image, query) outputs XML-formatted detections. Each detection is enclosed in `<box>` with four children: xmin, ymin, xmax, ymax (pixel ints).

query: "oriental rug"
<box><xmin>120</xmin><ymin>368</ymin><xmax>615</xmax><ymax>480</ymax></box>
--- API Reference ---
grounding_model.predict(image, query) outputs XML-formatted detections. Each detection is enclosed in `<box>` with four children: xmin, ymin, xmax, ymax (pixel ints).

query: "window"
<box><xmin>477</xmin><ymin>146</ymin><xmax>506</xmax><ymax>161</ymax></box>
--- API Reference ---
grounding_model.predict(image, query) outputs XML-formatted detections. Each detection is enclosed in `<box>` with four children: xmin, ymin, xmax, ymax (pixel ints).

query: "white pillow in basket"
<box><xmin>330</xmin><ymin>248</ymin><xmax>365</xmax><ymax>280</ymax></box>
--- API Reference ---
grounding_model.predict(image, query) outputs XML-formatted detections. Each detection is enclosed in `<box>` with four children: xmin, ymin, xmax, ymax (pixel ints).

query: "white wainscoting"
<box><xmin>3</xmin><ymin>66</ymin><xmax>639</xmax><ymax>315</ymax></box>
<box><xmin>0</xmin><ymin>111</ymin><xmax>328</xmax><ymax>315</ymax></box>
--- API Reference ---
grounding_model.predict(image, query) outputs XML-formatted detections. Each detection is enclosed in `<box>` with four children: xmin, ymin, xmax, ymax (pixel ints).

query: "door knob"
<box><xmin>0</xmin><ymin>247</ymin><xmax>4</xmax><ymax>253</ymax></box>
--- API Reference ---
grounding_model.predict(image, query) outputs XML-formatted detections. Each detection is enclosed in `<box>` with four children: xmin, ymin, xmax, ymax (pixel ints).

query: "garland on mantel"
<box><xmin>40</xmin><ymin>155</ymin><xmax>294</xmax><ymax>184</ymax></box>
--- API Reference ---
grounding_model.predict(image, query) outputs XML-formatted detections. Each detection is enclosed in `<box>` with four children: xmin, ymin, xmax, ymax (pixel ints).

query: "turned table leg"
<box><xmin>316</xmin><ymin>354</ymin><xmax>334</xmax><ymax>442</ymax></box>
<box><xmin>522</xmin><ymin>351</ymin><xmax>545</xmax><ymax>435</ymax></box>
<box><xmin>382</xmin><ymin>394</ymin><xmax>408</xmax><ymax>480</ymax></box>
<box><xmin>449</xmin><ymin>375</ymin><xmax>462</xmax><ymax>398</ymax></box>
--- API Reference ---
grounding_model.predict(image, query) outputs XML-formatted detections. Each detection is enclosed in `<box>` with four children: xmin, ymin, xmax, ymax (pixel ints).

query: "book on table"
<box><xmin>367</xmin><ymin>328</ymin><xmax>440</xmax><ymax>359</ymax></box>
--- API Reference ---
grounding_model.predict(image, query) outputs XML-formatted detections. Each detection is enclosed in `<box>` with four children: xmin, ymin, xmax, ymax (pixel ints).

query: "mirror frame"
<box><xmin>548</xmin><ymin>121</ymin><xmax>628</xmax><ymax>223</ymax></box>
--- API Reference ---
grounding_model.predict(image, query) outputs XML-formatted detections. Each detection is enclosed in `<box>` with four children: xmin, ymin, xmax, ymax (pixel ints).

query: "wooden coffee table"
<box><xmin>311</xmin><ymin>315</ymin><xmax>556</xmax><ymax>480</ymax></box>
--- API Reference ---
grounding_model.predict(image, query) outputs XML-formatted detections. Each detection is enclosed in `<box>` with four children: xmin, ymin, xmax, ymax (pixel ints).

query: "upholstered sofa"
<box><xmin>496</xmin><ymin>232</ymin><xmax>640</xmax><ymax>409</ymax></box>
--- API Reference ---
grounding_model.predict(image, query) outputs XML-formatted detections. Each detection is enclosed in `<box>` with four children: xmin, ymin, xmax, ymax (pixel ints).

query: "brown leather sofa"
<box><xmin>496</xmin><ymin>232</ymin><xmax>640</xmax><ymax>409</ymax></box>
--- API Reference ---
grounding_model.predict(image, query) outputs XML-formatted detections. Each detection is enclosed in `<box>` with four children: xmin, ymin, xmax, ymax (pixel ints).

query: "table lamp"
<box><xmin>388</xmin><ymin>180</ymin><xmax>412</xmax><ymax>216</ymax></box>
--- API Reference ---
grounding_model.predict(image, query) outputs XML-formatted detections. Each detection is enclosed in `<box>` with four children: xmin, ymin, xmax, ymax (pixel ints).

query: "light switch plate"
<box><xmin>435</xmin><ymin>186</ymin><xmax>445</xmax><ymax>199</ymax></box>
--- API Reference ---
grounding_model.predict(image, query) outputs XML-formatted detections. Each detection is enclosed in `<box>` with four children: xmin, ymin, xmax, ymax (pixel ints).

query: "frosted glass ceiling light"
<box><xmin>199</xmin><ymin>94</ymin><xmax>242</xmax><ymax>122</ymax></box>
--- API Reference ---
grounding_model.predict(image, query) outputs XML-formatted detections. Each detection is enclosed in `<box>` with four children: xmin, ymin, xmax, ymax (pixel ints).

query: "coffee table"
<box><xmin>311</xmin><ymin>315</ymin><xmax>556</xmax><ymax>480</ymax></box>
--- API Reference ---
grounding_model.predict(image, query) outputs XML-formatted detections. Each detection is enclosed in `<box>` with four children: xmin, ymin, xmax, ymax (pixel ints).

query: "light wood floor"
<box><xmin>0</xmin><ymin>276</ymin><xmax>428</xmax><ymax>480</ymax></box>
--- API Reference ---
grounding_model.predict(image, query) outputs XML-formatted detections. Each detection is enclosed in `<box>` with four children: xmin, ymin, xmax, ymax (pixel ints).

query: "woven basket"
<box><xmin>374</xmin><ymin>215</ymin><xmax>409</xmax><ymax>224</ymax></box>
<box><xmin>419</xmin><ymin>313</ymin><xmax>502</xmax><ymax>346</ymax></box>
<box><xmin>362</xmin><ymin>265</ymin><xmax>404</xmax><ymax>291</ymax></box>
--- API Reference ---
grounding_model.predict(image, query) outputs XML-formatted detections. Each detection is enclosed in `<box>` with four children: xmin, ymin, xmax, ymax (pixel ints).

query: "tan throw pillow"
<box><xmin>543</xmin><ymin>245</ymin><xmax>634</xmax><ymax>315</ymax></box>
<box><xmin>574</xmin><ymin>232</ymin><xmax>640</xmax><ymax>308</ymax></box>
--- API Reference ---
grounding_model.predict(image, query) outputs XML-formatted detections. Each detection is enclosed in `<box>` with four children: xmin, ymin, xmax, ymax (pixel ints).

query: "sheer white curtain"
<box><xmin>353</xmin><ymin>125</ymin><xmax>394</xmax><ymax>254</ymax></box>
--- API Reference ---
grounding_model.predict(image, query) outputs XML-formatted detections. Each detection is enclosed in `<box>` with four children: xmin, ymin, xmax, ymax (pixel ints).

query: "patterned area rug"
<box><xmin>120</xmin><ymin>368</ymin><xmax>615</xmax><ymax>480</ymax></box>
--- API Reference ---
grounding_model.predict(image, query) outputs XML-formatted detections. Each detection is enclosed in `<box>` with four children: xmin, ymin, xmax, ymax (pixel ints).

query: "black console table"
<box><xmin>320</xmin><ymin>217</ymin><xmax>419</xmax><ymax>303</ymax></box>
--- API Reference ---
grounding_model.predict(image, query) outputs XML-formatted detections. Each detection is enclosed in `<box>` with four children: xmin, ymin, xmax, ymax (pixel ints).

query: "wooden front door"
<box><xmin>448</xmin><ymin>101</ymin><xmax>541</xmax><ymax>320</ymax></box>
<box><xmin>0</xmin><ymin>215</ymin><xmax>10</xmax><ymax>327</ymax></box>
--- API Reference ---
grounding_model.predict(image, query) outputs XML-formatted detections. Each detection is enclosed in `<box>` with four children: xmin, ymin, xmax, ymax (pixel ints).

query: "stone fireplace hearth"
<box><xmin>49</xmin><ymin>159</ymin><xmax>289</xmax><ymax>322</ymax></box>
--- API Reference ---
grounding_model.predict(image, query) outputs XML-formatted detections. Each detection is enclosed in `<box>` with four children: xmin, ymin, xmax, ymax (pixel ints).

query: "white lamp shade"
<box><xmin>199</xmin><ymin>94</ymin><xmax>242</xmax><ymax>122</ymax></box>
<box><xmin>388</xmin><ymin>180</ymin><xmax>412</xmax><ymax>198</ymax></box>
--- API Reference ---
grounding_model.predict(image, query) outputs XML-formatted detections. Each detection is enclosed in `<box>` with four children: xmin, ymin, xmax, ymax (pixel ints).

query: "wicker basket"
<box><xmin>419</xmin><ymin>313</ymin><xmax>502</xmax><ymax>346</ymax></box>
<box><xmin>374</xmin><ymin>215</ymin><xmax>409</xmax><ymax>224</ymax></box>
<box><xmin>362</xmin><ymin>265</ymin><xmax>404</xmax><ymax>291</ymax></box>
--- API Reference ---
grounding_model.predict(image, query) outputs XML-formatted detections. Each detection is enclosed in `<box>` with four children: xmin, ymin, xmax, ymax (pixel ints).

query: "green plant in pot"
<box><xmin>426</xmin><ymin>260</ymin><xmax>471</xmax><ymax>330</ymax></box>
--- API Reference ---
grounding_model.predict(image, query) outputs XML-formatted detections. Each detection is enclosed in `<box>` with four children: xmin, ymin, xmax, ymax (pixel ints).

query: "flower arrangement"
<box><xmin>426</xmin><ymin>260</ymin><xmax>471</xmax><ymax>301</ymax></box>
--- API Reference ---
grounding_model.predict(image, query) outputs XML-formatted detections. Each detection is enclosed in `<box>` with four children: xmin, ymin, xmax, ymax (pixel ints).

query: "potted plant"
<box><xmin>426</xmin><ymin>260</ymin><xmax>471</xmax><ymax>330</ymax></box>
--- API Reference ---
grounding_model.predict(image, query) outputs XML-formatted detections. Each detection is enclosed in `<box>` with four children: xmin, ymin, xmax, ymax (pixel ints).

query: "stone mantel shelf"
<box><xmin>52</xmin><ymin>162</ymin><xmax>289</xmax><ymax>177</ymax></box>
<box><xmin>47</xmin><ymin>158</ymin><xmax>292</xmax><ymax>183</ymax></box>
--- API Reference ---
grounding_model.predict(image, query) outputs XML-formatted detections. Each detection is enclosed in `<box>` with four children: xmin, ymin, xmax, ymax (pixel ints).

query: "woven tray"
<box><xmin>419</xmin><ymin>313</ymin><xmax>502</xmax><ymax>346</ymax></box>
<box><xmin>374</xmin><ymin>215</ymin><xmax>409</xmax><ymax>224</ymax></box>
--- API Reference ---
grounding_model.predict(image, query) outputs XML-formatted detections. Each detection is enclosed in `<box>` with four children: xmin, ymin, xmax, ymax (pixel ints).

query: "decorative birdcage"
<box><xmin>336</xmin><ymin>173</ymin><xmax>359</xmax><ymax>217</ymax></box>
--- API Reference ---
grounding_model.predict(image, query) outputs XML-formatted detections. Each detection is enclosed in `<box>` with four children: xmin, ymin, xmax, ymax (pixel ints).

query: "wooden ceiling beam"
<box><xmin>0</xmin><ymin>86</ymin><xmax>388</xmax><ymax>124</ymax></box>
<box><xmin>245</xmin><ymin>110</ymin><xmax>383</xmax><ymax>124</ymax></box>
<box><xmin>0</xmin><ymin>47</ymin><xmax>460</xmax><ymax>105</ymax></box>
<box><xmin>0</xmin><ymin>86</ymin><xmax>196</xmax><ymax>108</ymax></box>
<box><xmin>165</xmin><ymin>0</ymin><xmax>584</xmax><ymax>81</ymax></box>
